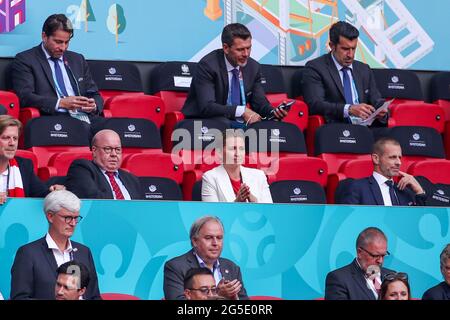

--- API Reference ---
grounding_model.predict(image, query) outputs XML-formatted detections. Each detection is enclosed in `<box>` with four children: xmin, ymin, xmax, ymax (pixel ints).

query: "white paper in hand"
<box><xmin>360</xmin><ymin>99</ymin><xmax>394</xmax><ymax>126</ymax></box>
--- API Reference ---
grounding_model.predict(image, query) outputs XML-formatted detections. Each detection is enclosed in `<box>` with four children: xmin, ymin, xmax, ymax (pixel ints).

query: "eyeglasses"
<box><xmin>94</xmin><ymin>146</ymin><xmax>122</xmax><ymax>154</ymax></box>
<box><xmin>359</xmin><ymin>246</ymin><xmax>390</xmax><ymax>259</ymax></box>
<box><xmin>188</xmin><ymin>287</ymin><xmax>218</xmax><ymax>295</ymax></box>
<box><xmin>384</xmin><ymin>272</ymin><xmax>408</xmax><ymax>282</ymax></box>
<box><xmin>57</xmin><ymin>214</ymin><xmax>83</xmax><ymax>224</ymax></box>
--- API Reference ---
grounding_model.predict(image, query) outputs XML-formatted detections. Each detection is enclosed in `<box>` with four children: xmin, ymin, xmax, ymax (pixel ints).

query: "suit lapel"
<box><xmin>368</xmin><ymin>176</ymin><xmax>384</xmax><ymax>205</ymax></box>
<box><xmin>352</xmin><ymin>63</ymin><xmax>365</xmax><ymax>104</ymax></box>
<box><xmin>326</xmin><ymin>53</ymin><xmax>345</xmax><ymax>99</ymax></box>
<box><xmin>40</xmin><ymin>237</ymin><xmax>58</xmax><ymax>276</ymax></box>
<box><xmin>351</xmin><ymin>259</ymin><xmax>376</xmax><ymax>300</ymax></box>
<box><xmin>63</xmin><ymin>56</ymin><xmax>80</xmax><ymax>95</ymax></box>
<box><xmin>92</xmin><ymin>162</ymin><xmax>114</xmax><ymax>198</ymax></box>
<box><xmin>218</xmin><ymin>50</ymin><xmax>229</xmax><ymax>104</ymax></box>
<box><xmin>35</xmin><ymin>46</ymin><xmax>58</xmax><ymax>96</ymax></box>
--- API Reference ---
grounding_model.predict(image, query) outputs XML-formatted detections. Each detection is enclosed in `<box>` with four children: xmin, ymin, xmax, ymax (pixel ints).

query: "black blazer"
<box><xmin>163</xmin><ymin>249</ymin><xmax>248</xmax><ymax>300</ymax></box>
<box><xmin>302</xmin><ymin>53</ymin><xmax>384</xmax><ymax>123</ymax></box>
<box><xmin>422</xmin><ymin>281</ymin><xmax>450</xmax><ymax>300</ymax></box>
<box><xmin>10</xmin><ymin>237</ymin><xmax>101</xmax><ymax>300</ymax></box>
<box><xmin>339</xmin><ymin>175</ymin><xmax>426</xmax><ymax>206</ymax></box>
<box><xmin>15</xmin><ymin>156</ymin><xmax>49</xmax><ymax>198</ymax></box>
<box><xmin>11</xmin><ymin>44</ymin><xmax>103</xmax><ymax>115</ymax></box>
<box><xmin>182</xmin><ymin>49</ymin><xmax>273</xmax><ymax>120</ymax></box>
<box><xmin>325</xmin><ymin>259</ymin><xmax>394</xmax><ymax>300</ymax></box>
<box><xmin>65</xmin><ymin>159</ymin><xmax>143</xmax><ymax>200</ymax></box>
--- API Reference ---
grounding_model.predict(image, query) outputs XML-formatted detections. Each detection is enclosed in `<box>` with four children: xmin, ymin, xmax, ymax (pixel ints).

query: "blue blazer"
<box><xmin>325</xmin><ymin>259</ymin><xmax>394</xmax><ymax>300</ymax></box>
<box><xmin>163</xmin><ymin>249</ymin><xmax>248</xmax><ymax>300</ymax></box>
<box><xmin>422</xmin><ymin>281</ymin><xmax>450</xmax><ymax>300</ymax></box>
<box><xmin>11</xmin><ymin>44</ymin><xmax>103</xmax><ymax>115</ymax></box>
<box><xmin>339</xmin><ymin>175</ymin><xmax>426</xmax><ymax>206</ymax></box>
<box><xmin>10</xmin><ymin>237</ymin><xmax>101</xmax><ymax>300</ymax></box>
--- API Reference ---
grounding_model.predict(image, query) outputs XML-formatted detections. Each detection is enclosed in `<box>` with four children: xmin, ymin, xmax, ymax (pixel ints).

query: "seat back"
<box><xmin>87</xmin><ymin>60</ymin><xmax>143</xmax><ymax>101</ymax></box>
<box><xmin>268</xmin><ymin>157</ymin><xmax>328</xmax><ymax>186</ymax></box>
<box><xmin>94</xmin><ymin>117</ymin><xmax>162</xmax><ymax>156</ymax></box>
<box><xmin>150</xmin><ymin>61</ymin><xmax>198</xmax><ymax>113</ymax></box>
<box><xmin>373</xmin><ymin>68</ymin><xmax>424</xmax><ymax>102</ymax></box>
<box><xmin>408</xmin><ymin>159</ymin><xmax>450</xmax><ymax>184</ymax></box>
<box><xmin>388</xmin><ymin>102</ymin><xmax>445</xmax><ymax>133</ymax></box>
<box><xmin>291</xmin><ymin>68</ymin><xmax>305</xmax><ymax>100</ymax></box>
<box><xmin>387</xmin><ymin>126</ymin><xmax>445</xmax><ymax>171</ymax></box>
<box><xmin>121</xmin><ymin>153</ymin><xmax>184</xmax><ymax>184</ymax></box>
<box><xmin>101</xmin><ymin>293</ymin><xmax>140</xmax><ymax>300</ymax></box>
<box><xmin>24</xmin><ymin>116</ymin><xmax>91</xmax><ymax>167</ymax></box>
<box><xmin>415</xmin><ymin>176</ymin><xmax>450</xmax><ymax>207</ymax></box>
<box><xmin>139</xmin><ymin>176</ymin><xmax>183</xmax><ymax>200</ymax></box>
<box><xmin>430</xmin><ymin>72</ymin><xmax>450</xmax><ymax>121</ymax></box>
<box><xmin>39</xmin><ymin>151</ymin><xmax>93</xmax><ymax>181</ymax></box>
<box><xmin>0</xmin><ymin>90</ymin><xmax>20</xmax><ymax>119</ymax></box>
<box><xmin>315</xmin><ymin>123</ymin><xmax>374</xmax><ymax>174</ymax></box>
<box><xmin>104</xmin><ymin>95</ymin><xmax>165</xmax><ymax>128</ymax></box>
<box><xmin>172</xmin><ymin>119</ymin><xmax>228</xmax><ymax>171</ymax></box>
<box><xmin>270</xmin><ymin>180</ymin><xmax>326</xmax><ymax>204</ymax></box>
<box><xmin>15</xmin><ymin>150</ymin><xmax>38</xmax><ymax>173</ymax></box>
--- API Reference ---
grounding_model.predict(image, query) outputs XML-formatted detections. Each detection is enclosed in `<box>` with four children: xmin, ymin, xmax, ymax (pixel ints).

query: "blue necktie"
<box><xmin>230</xmin><ymin>68</ymin><xmax>241</xmax><ymax>106</ymax></box>
<box><xmin>385</xmin><ymin>180</ymin><xmax>400</xmax><ymax>206</ymax></box>
<box><xmin>341</xmin><ymin>67</ymin><xmax>353</xmax><ymax>105</ymax></box>
<box><xmin>51</xmin><ymin>57</ymin><xmax>69</xmax><ymax>97</ymax></box>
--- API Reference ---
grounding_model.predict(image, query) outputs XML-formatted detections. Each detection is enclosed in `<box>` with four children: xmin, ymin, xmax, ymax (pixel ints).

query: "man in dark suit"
<box><xmin>422</xmin><ymin>243</ymin><xmax>450</xmax><ymax>300</ymax></box>
<box><xmin>65</xmin><ymin>129</ymin><xmax>142</xmax><ymax>199</ymax></box>
<box><xmin>182</xmin><ymin>23</ymin><xmax>286</xmax><ymax>127</ymax></box>
<box><xmin>302</xmin><ymin>21</ymin><xmax>386</xmax><ymax>125</ymax></box>
<box><xmin>11</xmin><ymin>14</ymin><xmax>103</xmax><ymax>123</ymax></box>
<box><xmin>339</xmin><ymin>137</ymin><xmax>426</xmax><ymax>206</ymax></box>
<box><xmin>325</xmin><ymin>227</ymin><xmax>394</xmax><ymax>300</ymax></box>
<box><xmin>184</xmin><ymin>268</ymin><xmax>219</xmax><ymax>300</ymax></box>
<box><xmin>55</xmin><ymin>260</ymin><xmax>91</xmax><ymax>300</ymax></box>
<box><xmin>10</xmin><ymin>190</ymin><xmax>101</xmax><ymax>299</ymax></box>
<box><xmin>0</xmin><ymin>115</ymin><xmax>63</xmax><ymax>204</ymax></box>
<box><xmin>164</xmin><ymin>216</ymin><xmax>248</xmax><ymax>300</ymax></box>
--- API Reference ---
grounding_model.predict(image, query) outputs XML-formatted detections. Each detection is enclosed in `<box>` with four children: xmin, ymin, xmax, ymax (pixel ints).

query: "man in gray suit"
<box><xmin>164</xmin><ymin>216</ymin><xmax>248</xmax><ymax>300</ymax></box>
<box><xmin>325</xmin><ymin>227</ymin><xmax>394</xmax><ymax>300</ymax></box>
<box><xmin>302</xmin><ymin>21</ymin><xmax>386</xmax><ymax>125</ymax></box>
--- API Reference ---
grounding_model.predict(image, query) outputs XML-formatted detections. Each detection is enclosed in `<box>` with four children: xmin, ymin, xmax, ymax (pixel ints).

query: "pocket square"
<box><xmin>364</xmin><ymin>89</ymin><xmax>369</xmax><ymax>94</ymax></box>
<box><xmin>78</xmin><ymin>77</ymin><xmax>84</xmax><ymax>82</ymax></box>
<box><xmin>246</xmin><ymin>91</ymin><xmax>252</xmax><ymax>97</ymax></box>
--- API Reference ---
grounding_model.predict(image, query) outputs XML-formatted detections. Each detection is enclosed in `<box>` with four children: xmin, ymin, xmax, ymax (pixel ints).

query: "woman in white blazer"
<box><xmin>201</xmin><ymin>130</ymin><xmax>273</xmax><ymax>203</ymax></box>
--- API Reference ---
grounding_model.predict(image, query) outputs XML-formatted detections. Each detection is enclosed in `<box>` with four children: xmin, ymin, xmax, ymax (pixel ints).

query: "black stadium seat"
<box><xmin>270</xmin><ymin>180</ymin><xmax>326</xmax><ymax>204</ymax></box>
<box><xmin>139</xmin><ymin>177</ymin><xmax>183</xmax><ymax>201</ymax></box>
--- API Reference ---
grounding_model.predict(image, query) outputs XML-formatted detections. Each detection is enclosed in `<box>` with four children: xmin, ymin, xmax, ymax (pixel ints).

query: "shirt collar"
<box><xmin>373</xmin><ymin>171</ymin><xmax>392</xmax><ymax>187</ymax></box>
<box><xmin>194</xmin><ymin>250</ymin><xmax>220</xmax><ymax>270</ymax></box>
<box><xmin>102</xmin><ymin>169</ymin><xmax>119</xmax><ymax>177</ymax></box>
<box><xmin>331</xmin><ymin>52</ymin><xmax>353</xmax><ymax>72</ymax></box>
<box><xmin>224</xmin><ymin>55</ymin><xmax>239</xmax><ymax>73</ymax></box>
<box><xmin>41</xmin><ymin>42</ymin><xmax>63</xmax><ymax>62</ymax></box>
<box><xmin>46</xmin><ymin>232</ymin><xmax>73</xmax><ymax>252</ymax></box>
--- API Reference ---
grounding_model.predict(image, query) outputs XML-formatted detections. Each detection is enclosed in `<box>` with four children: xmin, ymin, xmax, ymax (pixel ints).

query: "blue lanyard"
<box><xmin>350</xmin><ymin>77</ymin><xmax>360</xmax><ymax>104</ymax></box>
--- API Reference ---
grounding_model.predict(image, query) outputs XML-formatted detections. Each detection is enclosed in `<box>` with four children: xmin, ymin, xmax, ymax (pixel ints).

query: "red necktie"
<box><xmin>105</xmin><ymin>172</ymin><xmax>125</xmax><ymax>200</ymax></box>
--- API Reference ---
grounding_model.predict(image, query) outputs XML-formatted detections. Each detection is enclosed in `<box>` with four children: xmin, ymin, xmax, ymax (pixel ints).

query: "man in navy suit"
<box><xmin>164</xmin><ymin>216</ymin><xmax>248</xmax><ymax>300</ymax></box>
<box><xmin>339</xmin><ymin>137</ymin><xmax>426</xmax><ymax>206</ymax></box>
<box><xmin>422</xmin><ymin>244</ymin><xmax>450</xmax><ymax>300</ymax></box>
<box><xmin>10</xmin><ymin>190</ymin><xmax>101</xmax><ymax>300</ymax></box>
<box><xmin>302</xmin><ymin>21</ymin><xmax>386</xmax><ymax>125</ymax></box>
<box><xmin>65</xmin><ymin>129</ymin><xmax>143</xmax><ymax>199</ymax></box>
<box><xmin>325</xmin><ymin>227</ymin><xmax>395</xmax><ymax>300</ymax></box>
<box><xmin>182</xmin><ymin>23</ymin><xmax>286</xmax><ymax>127</ymax></box>
<box><xmin>11</xmin><ymin>14</ymin><xmax>103</xmax><ymax>121</ymax></box>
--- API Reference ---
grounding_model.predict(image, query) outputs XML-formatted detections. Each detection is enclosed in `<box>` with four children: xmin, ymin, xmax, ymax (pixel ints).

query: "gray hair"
<box><xmin>189</xmin><ymin>216</ymin><xmax>224</xmax><ymax>247</ymax></box>
<box><xmin>44</xmin><ymin>190</ymin><xmax>81</xmax><ymax>214</ymax></box>
<box><xmin>440</xmin><ymin>244</ymin><xmax>450</xmax><ymax>275</ymax></box>
<box><xmin>356</xmin><ymin>227</ymin><xmax>387</xmax><ymax>249</ymax></box>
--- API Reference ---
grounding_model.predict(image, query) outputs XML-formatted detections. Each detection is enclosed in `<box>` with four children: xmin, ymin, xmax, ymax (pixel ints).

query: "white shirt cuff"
<box><xmin>235</xmin><ymin>105</ymin><xmax>245</xmax><ymax>118</ymax></box>
<box><xmin>344</xmin><ymin>104</ymin><xmax>351</xmax><ymax>118</ymax></box>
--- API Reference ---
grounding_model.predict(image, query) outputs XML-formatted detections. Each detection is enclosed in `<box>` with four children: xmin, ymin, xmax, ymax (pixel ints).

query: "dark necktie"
<box><xmin>230</xmin><ymin>68</ymin><xmax>241</xmax><ymax>106</ymax></box>
<box><xmin>50</xmin><ymin>57</ymin><xmax>69</xmax><ymax>97</ymax></box>
<box><xmin>385</xmin><ymin>180</ymin><xmax>399</xmax><ymax>206</ymax></box>
<box><xmin>106</xmin><ymin>172</ymin><xmax>125</xmax><ymax>200</ymax></box>
<box><xmin>341</xmin><ymin>67</ymin><xmax>354</xmax><ymax>105</ymax></box>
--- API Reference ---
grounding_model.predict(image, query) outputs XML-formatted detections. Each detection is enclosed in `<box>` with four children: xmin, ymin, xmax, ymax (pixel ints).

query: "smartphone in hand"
<box><xmin>266</xmin><ymin>100</ymin><xmax>295</xmax><ymax>120</ymax></box>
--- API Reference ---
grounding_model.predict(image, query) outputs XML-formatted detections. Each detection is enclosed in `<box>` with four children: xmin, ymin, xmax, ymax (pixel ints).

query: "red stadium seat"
<box><xmin>407</xmin><ymin>159</ymin><xmax>450</xmax><ymax>185</ymax></box>
<box><xmin>388</xmin><ymin>102</ymin><xmax>445</xmax><ymax>133</ymax></box>
<box><xmin>15</xmin><ymin>149</ymin><xmax>38</xmax><ymax>173</ymax></box>
<box><xmin>0</xmin><ymin>90</ymin><xmax>20</xmax><ymax>119</ymax></box>
<box><xmin>37</xmin><ymin>151</ymin><xmax>93</xmax><ymax>181</ymax></box>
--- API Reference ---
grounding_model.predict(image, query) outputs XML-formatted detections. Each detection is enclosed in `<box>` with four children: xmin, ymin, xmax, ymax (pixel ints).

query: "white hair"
<box><xmin>44</xmin><ymin>190</ymin><xmax>81</xmax><ymax>214</ymax></box>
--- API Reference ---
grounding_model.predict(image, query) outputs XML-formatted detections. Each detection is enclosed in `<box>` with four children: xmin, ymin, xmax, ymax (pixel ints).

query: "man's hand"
<box><xmin>272</xmin><ymin>101</ymin><xmax>289</xmax><ymax>120</ymax></box>
<box><xmin>80</xmin><ymin>98</ymin><xmax>97</xmax><ymax>114</ymax></box>
<box><xmin>217</xmin><ymin>279</ymin><xmax>242</xmax><ymax>300</ymax></box>
<box><xmin>397</xmin><ymin>171</ymin><xmax>424</xmax><ymax>194</ymax></box>
<box><xmin>349</xmin><ymin>103</ymin><xmax>375</xmax><ymax>119</ymax></box>
<box><xmin>59</xmin><ymin>96</ymin><xmax>90</xmax><ymax>111</ymax></box>
<box><xmin>242</xmin><ymin>109</ymin><xmax>261</xmax><ymax>125</ymax></box>
<box><xmin>376</xmin><ymin>109</ymin><xmax>388</xmax><ymax>120</ymax></box>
